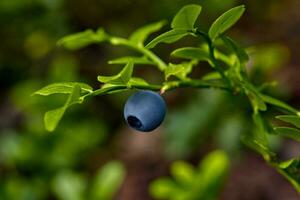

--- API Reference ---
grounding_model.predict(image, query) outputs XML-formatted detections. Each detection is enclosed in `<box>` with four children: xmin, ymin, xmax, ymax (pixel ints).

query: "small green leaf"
<box><xmin>146</xmin><ymin>29</ymin><xmax>189</xmax><ymax>49</ymax></box>
<box><xmin>149</xmin><ymin>178</ymin><xmax>177</xmax><ymax>199</ymax></box>
<box><xmin>33</xmin><ymin>82</ymin><xmax>93</xmax><ymax>96</ymax></box>
<box><xmin>201</xmin><ymin>72</ymin><xmax>222</xmax><ymax>80</ymax></box>
<box><xmin>171</xmin><ymin>47</ymin><xmax>210</xmax><ymax>61</ymax></box>
<box><xmin>197</xmin><ymin>150</ymin><xmax>229</xmax><ymax>199</ymax></box>
<box><xmin>208</xmin><ymin>5</ymin><xmax>245</xmax><ymax>40</ymax></box>
<box><xmin>97</xmin><ymin>62</ymin><xmax>134</xmax><ymax>85</ymax></box>
<box><xmin>108</xmin><ymin>56</ymin><xmax>154</xmax><ymax>65</ymax></box>
<box><xmin>274</xmin><ymin>127</ymin><xmax>300</xmax><ymax>141</ymax></box>
<box><xmin>44</xmin><ymin>84</ymin><xmax>82</xmax><ymax>132</ymax></box>
<box><xmin>221</xmin><ymin>35</ymin><xmax>248</xmax><ymax>64</ymax></box>
<box><xmin>252</xmin><ymin>112</ymin><xmax>269</xmax><ymax>146</ymax></box>
<box><xmin>171</xmin><ymin>161</ymin><xmax>195</xmax><ymax>185</ymax></box>
<box><xmin>242</xmin><ymin>134</ymin><xmax>275</xmax><ymax>161</ymax></box>
<box><xmin>52</xmin><ymin>171</ymin><xmax>86</xmax><ymax>200</ymax></box>
<box><xmin>276</xmin><ymin>157</ymin><xmax>300</xmax><ymax>193</ymax></box>
<box><xmin>128</xmin><ymin>77</ymin><xmax>149</xmax><ymax>86</ymax></box>
<box><xmin>58</xmin><ymin>28</ymin><xmax>107</xmax><ymax>50</ymax></box>
<box><xmin>245</xmin><ymin>89</ymin><xmax>267</xmax><ymax>112</ymax></box>
<box><xmin>261</xmin><ymin>94</ymin><xmax>299</xmax><ymax>114</ymax></box>
<box><xmin>165</xmin><ymin>61</ymin><xmax>195</xmax><ymax>80</ymax></box>
<box><xmin>129</xmin><ymin>21</ymin><xmax>166</xmax><ymax>46</ymax></box>
<box><xmin>92</xmin><ymin>84</ymin><xmax>128</xmax><ymax>95</ymax></box>
<box><xmin>90</xmin><ymin>161</ymin><xmax>125</xmax><ymax>200</ymax></box>
<box><xmin>276</xmin><ymin>115</ymin><xmax>300</xmax><ymax>129</ymax></box>
<box><xmin>44</xmin><ymin>107</ymin><xmax>66</xmax><ymax>132</ymax></box>
<box><xmin>171</xmin><ymin>4</ymin><xmax>202</xmax><ymax>30</ymax></box>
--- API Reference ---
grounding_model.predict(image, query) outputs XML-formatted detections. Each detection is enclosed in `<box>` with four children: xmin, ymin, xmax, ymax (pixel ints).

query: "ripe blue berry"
<box><xmin>124</xmin><ymin>90</ymin><xmax>166</xmax><ymax>132</ymax></box>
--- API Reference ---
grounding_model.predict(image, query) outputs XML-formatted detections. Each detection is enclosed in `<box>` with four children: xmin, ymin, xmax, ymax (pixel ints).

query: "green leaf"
<box><xmin>58</xmin><ymin>28</ymin><xmax>107</xmax><ymax>50</ymax></box>
<box><xmin>108</xmin><ymin>56</ymin><xmax>154</xmax><ymax>65</ymax></box>
<box><xmin>221</xmin><ymin>35</ymin><xmax>249</xmax><ymax>64</ymax></box>
<box><xmin>129</xmin><ymin>21</ymin><xmax>166</xmax><ymax>46</ymax></box>
<box><xmin>252</xmin><ymin>112</ymin><xmax>269</xmax><ymax>146</ymax></box>
<box><xmin>241</xmin><ymin>134</ymin><xmax>275</xmax><ymax>161</ymax></box>
<box><xmin>128</xmin><ymin>77</ymin><xmax>149</xmax><ymax>86</ymax></box>
<box><xmin>97</xmin><ymin>62</ymin><xmax>134</xmax><ymax>85</ymax></box>
<box><xmin>274</xmin><ymin>127</ymin><xmax>300</xmax><ymax>141</ymax></box>
<box><xmin>208</xmin><ymin>5</ymin><xmax>245</xmax><ymax>40</ymax></box>
<box><xmin>261</xmin><ymin>94</ymin><xmax>299</xmax><ymax>114</ymax></box>
<box><xmin>90</xmin><ymin>161</ymin><xmax>125</xmax><ymax>200</ymax></box>
<box><xmin>171</xmin><ymin>47</ymin><xmax>210</xmax><ymax>61</ymax></box>
<box><xmin>33</xmin><ymin>82</ymin><xmax>93</xmax><ymax>96</ymax></box>
<box><xmin>197</xmin><ymin>150</ymin><xmax>229</xmax><ymax>199</ymax></box>
<box><xmin>245</xmin><ymin>88</ymin><xmax>267</xmax><ymax>112</ymax></box>
<box><xmin>146</xmin><ymin>29</ymin><xmax>189</xmax><ymax>49</ymax></box>
<box><xmin>44</xmin><ymin>84</ymin><xmax>82</xmax><ymax>132</ymax></box>
<box><xmin>91</xmin><ymin>84</ymin><xmax>128</xmax><ymax>95</ymax></box>
<box><xmin>171</xmin><ymin>161</ymin><xmax>195</xmax><ymax>185</ymax></box>
<box><xmin>171</xmin><ymin>4</ymin><xmax>202</xmax><ymax>30</ymax></box>
<box><xmin>276</xmin><ymin>158</ymin><xmax>300</xmax><ymax>193</ymax></box>
<box><xmin>52</xmin><ymin>171</ymin><xmax>86</xmax><ymax>200</ymax></box>
<box><xmin>149</xmin><ymin>178</ymin><xmax>177</xmax><ymax>199</ymax></box>
<box><xmin>165</xmin><ymin>61</ymin><xmax>195</xmax><ymax>80</ymax></box>
<box><xmin>276</xmin><ymin>115</ymin><xmax>300</xmax><ymax>129</ymax></box>
<box><xmin>44</xmin><ymin>107</ymin><xmax>66</xmax><ymax>132</ymax></box>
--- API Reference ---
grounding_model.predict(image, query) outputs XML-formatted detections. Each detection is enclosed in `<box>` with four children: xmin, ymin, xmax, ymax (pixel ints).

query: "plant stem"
<box><xmin>193</xmin><ymin>29</ymin><xmax>231</xmax><ymax>88</ymax></box>
<box><xmin>109</xmin><ymin>37</ymin><xmax>168</xmax><ymax>71</ymax></box>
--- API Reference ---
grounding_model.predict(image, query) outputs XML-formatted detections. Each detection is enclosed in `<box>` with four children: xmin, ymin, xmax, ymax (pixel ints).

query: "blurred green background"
<box><xmin>1</xmin><ymin>0</ymin><xmax>300</xmax><ymax>199</ymax></box>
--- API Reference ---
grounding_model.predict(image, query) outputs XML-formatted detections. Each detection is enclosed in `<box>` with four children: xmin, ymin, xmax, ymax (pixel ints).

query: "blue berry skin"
<box><xmin>124</xmin><ymin>90</ymin><xmax>166</xmax><ymax>132</ymax></box>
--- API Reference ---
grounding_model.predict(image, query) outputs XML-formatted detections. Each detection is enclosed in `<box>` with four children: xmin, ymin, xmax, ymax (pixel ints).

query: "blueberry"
<box><xmin>124</xmin><ymin>90</ymin><xmax>166</xmax><ymax>132</ymax></box>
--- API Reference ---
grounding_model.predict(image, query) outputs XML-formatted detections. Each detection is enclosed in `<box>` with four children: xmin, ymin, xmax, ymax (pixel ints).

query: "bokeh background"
<box><xmin>1</xmin><ymin>0</ymin><xmax>300</xmax><ymax>199</ymax></box>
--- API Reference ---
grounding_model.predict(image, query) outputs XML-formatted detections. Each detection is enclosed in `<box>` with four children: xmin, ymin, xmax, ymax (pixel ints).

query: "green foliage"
<box><xmin>33</xmin><ymin>82</ymin><xmax>93</xmax><ymax>96</ymax></box>
<box><xmin>97</xmin><ymin>62</ymin><xmax>134</xmax><ymax>85</ymax></box>
<box><xmin>171</xmin><ymin>5</ymin><xmax>202</xmax><ymax>30</ymax></box>
<box><xmin>33</xmin><ymin>3</ymin><xmax>300</xmax><ymax>193</ymax></box>
<box><xmin>58</xmin><ymin>29</ymin><xmax>108</xmax><ymax>50</ymax></box>
<box><xmin>208</xmin><ymin>5</ymin><xmax>245</xmax><ymax>40</ymax></box>
<box><xmin>150</xmin><ymin>150</ymin><xmax>229</xmax><ymax>200</ymax></box>
<box><xmin>146</xmin><ymin>29</ymin><xmax>189</xmax><ymax>49</ymax></box>
<box><xmin>171</xmin><ymin>47</ymin><xmax>210</xmax><ymax>61</ymax></box>
<box><xmin>90</xmin><ymin>161</ymin><xmax>125</xmax><ymax>200</ymax></box>
<box><xmin>129</xmin><ymin>21</ymin><xmax>166</xmax><ymax>46</ymax></box>
<box><xmin>43</xmin><ymin>84</ymin><xmax>83</xmax><ymax>132</ymax></box>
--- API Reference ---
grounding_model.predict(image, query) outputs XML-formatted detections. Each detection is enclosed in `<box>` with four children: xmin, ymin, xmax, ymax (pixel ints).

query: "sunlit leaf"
<box><xmin>33</xmin><ymin>82</ymin><xmax>93</xmax><ymax>96</ymax></box>
<box><xmin>276</xmin><ymin>157</ymin><xmax>300</xmax><ymax>193</ymax></box>
<box><xmin>261</xmin><ymin>94</ymin><xmax>299</xmax><ymax>114</ymax></box>
<box><xmin>276</xmin><ymin>115</ymin><xmax>300</xmax><ymax>129</ymax></box>
<box><xmin>171</xmin><ymin>4</ymin><xmax>202</xmax><ymax>30</ymax></box>
<box><xmin>171</xmin><ymin>161</ymin><xmax>195</xmax><ymax>185</ymax></box>
<box><xmin>165</xmin><ymin>61</ymin><xmax>195</xmax><ymax>80</ymax></box>
<box><xmin>52</xmin><ymin>171</ymin><xmax>86</xmax><ymax>200</ymax></box>
<box><xmin>44</xmin><ymin>84</ymin><xmax>82</xmax><ymax>132</ymax></box>
<box><xmin>128</xmin><ymin>77</ymin><xmax>149</xmax><ymax>86</ymax></box>
<box><xmin>208</xmin><ymin>5</ymin><xmax>245</xmax><ymax>40</ymax></box>
<box><xmin>97</xmin><ymin>62</ymin><xmax>134</xmax><ymax>85</ymax></box>
<box><xmin>129</xmin><ymin>21</ymin><xmax>166</xmax><ymax>46</ymax></box>
<box><xmin>196</xmin><ymin>150</ymin><xmax>229</xmax><ymax>199</ymax></box>
<box><xmin>149</xmin><ymin>178</ymin><xmax>177</xmax><ymax>199</ymax></box>
<box><xmin>171</xmin><ymin>47</ymin><xmax>210</xmax><ymax>61</ymax></box>
<box><xmin>146</xmin><ymin>29</ymin><xmax>189</xmax><ymax>49</ymax></box>
<box><xmin>108</xmin><ymin>56</ymin><xmax>154</xmax><ymax>65</ymax></box>
<box><xmin>58</xmin><ymin>28</ymin><xmax>107</xmax><ymax>50</ymax></box>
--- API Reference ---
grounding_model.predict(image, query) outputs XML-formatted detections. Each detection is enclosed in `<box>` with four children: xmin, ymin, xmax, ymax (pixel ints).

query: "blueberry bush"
<box><xmin>33</xmin><ymin>4</ymin><xmax>300</xmax><ymax>197</ymax></box>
